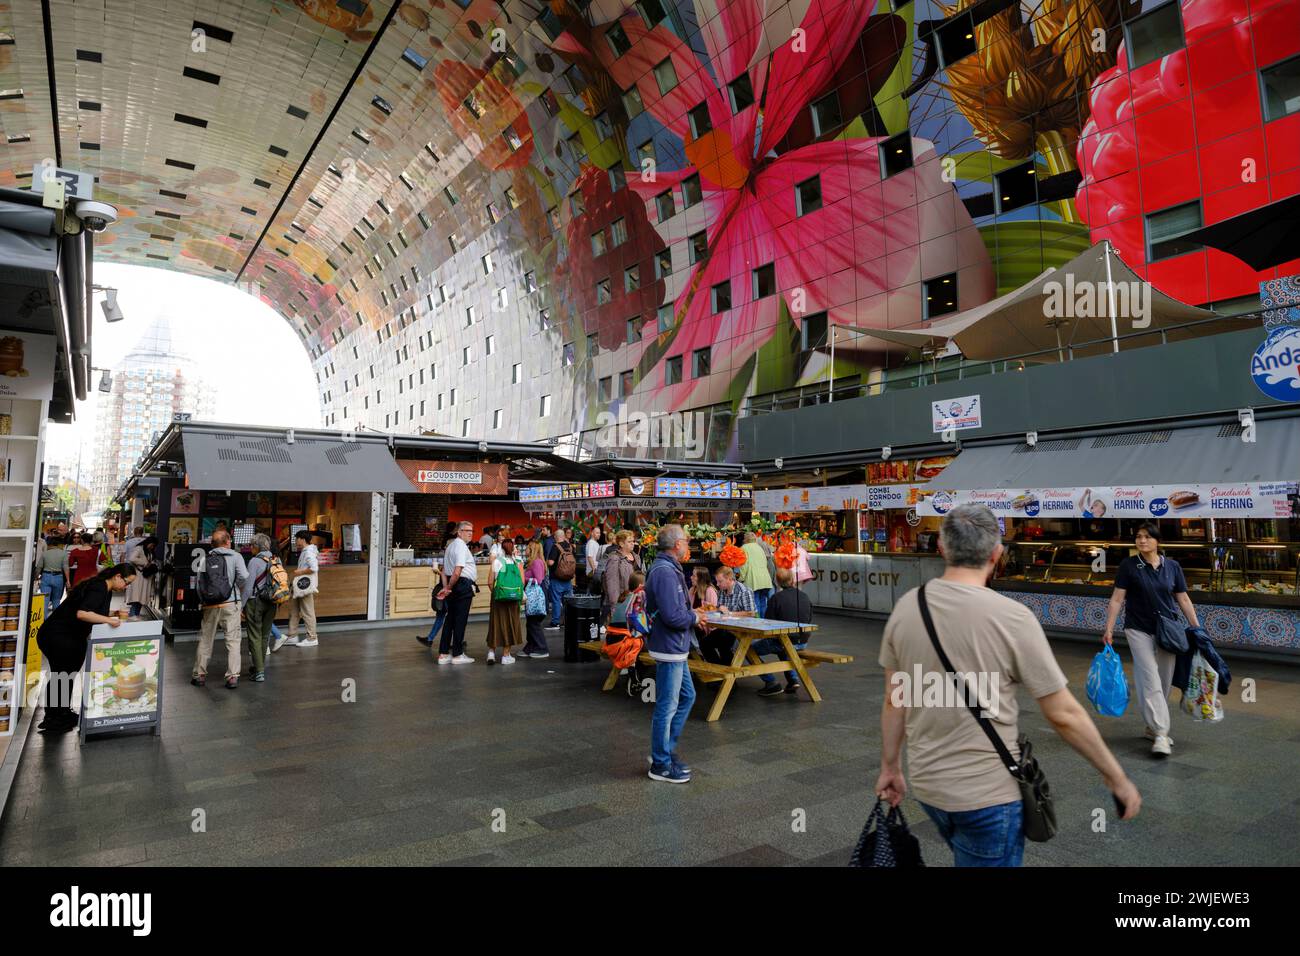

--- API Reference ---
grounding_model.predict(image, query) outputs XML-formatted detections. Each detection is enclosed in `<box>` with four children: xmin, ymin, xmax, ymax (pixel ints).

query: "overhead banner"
<box><xmin>755</xmin><ymin>483</ymin><xmax>935</xmax><ymax>513</ymax></box>
<box><xmin>917</xmin><ymin>483</ymin><xmax>1295</xmax><ymax>519</ymax></box>
<box><xmin>400</xmin><ymin>460</ymin><xmax>508</xmax><ymax>495</ymax></box>
<box><xmin>654</xmin><ymin>477</ymin><xmax>751</xmax><ymax>500</ymax></box>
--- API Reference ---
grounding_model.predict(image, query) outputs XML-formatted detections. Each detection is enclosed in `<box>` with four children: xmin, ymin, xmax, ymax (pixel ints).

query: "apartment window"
<box><xmin>539</xmin><ymin>308</ymin><xmax>552</xmax><ymax>330</ymax></box>
<box><xmin>591</xmin><ymin>229</ymin><xmax>608</xmax><ymax>256</ymax></box>
<box><xmin>450</xmin><ymin>387</ymin><xmax>458</xmax><ymax>405</ymax></box>
<box><xmin>655</xmin><ymin>249</ymin><xmax>672</xmax><ymax>279</ymax></box>
<box><xmin>627</xmin><ymin>316</ymin><xmax>643</xmax><ymax>343</ymax></box>
<box><xmin>692</xmin><ymin>347</ymin><xmax>711</xmax><ymax>378</ymax></box>
<box><xmin>547</xmin><ymin>206</ymin><xmax>562</xmax><ymax>231</ymax></box>
<box><xmin>1261</xmin><ymin>54</ymin><xmax>1300</xmax><ymax>122</ymax></box>
<box><xmin>1125</xmin><ymin>1</ymin><xmax>1185</xmax><ymax>69</ymax></box>
<box><xmin>711</xmin><ymin>280</ymin><xmax>731</xmax><ymax>313</ymax></box>
<box><xmin>639</xmin><ymin>0</ymin><xmax>669</xmax><ymax>27</ymax></box>
<box><xmin>493</xmin><ymin>409</ymin><xmax>503</xmax><ymax>430</ymax></box>
<box><xmin>563</xmin><ymin>342</ymin><xmax>576</xmax><ymax>366</ymax></box>
<box><xmin>795</xmin><ymin>176</ymin><xmax>822</xmax><ymax>216</ymax></box>
<box><xmin>623</xmin><ymin>85</ymin><xmax>645</xmax><ymax>118</ymax></box>
<box><xmin>606</xmin><ymin>21</ymin><xmax>632</xmax><ymax>58</ymax></box>
<box><xmin>496</xmin><ymin>287</ymin><xmax>508</xmax><ymax>309</ymax></box>
<box><xmin>570</xmin><ymin>191</ymin><xmax>586</xmax><ymax>217</ymax></box>
<box><xmin>608</xmin><ymin>166</ymin><xmax>626</xmax><ymax>192</ymax></box>
<box><xmin>624</xmin><ymin>265</ymin><xmax>640</xmax><ymax>293</ymax></box>
<box><xmin>923</xmin><ymin>273</ymin><xmax>959</xmax><ymax>320</ymax></box>
<box><xmin>462</xmin><ymin>346</ymin><xmax>472</xmax><ymax>366</ymax></box>
<box><xmin>482</xmin><ymin>253</ymin><xmax>494</xmax><ymax>275</ymax></box>
<box><xmin>995</xmin><ymin>160</ymin><xmax>1039</xmax><ymax>214</ymax></box>
<box><xmin>653</xmin><ymin>57</ymin><xmax>678</xmax><ymax>95</ymax></box>
<box><xmin>437</xmin><ymin>284</ymin><xmax>448</xmax><ymax>304</ymax></box>
<box><xmin>596</xmin><ymin>278</ymin><xmax>613</xmax><ymax>304</ymax></box>
<box><xmin>598</xmin><ymin>376</ymin><xmax>613</xmax><ymax>402</ymax></box>
<box><xmin>687</xmin><ymin>102</ymin><xmax>712</xmax><ymax>139</ymax></box>
<box><xmin>681</xmin><ymin>172</ymin><xmax>703</xmax><ymax>208</ymax></box>
<box><xmin>688</xmin><ymin>230</ymin><xmax>708</xmax><ymax>264</ymax></box>
<box><xmin>665</xmin><ymin>355</ymin><xmax>683</xmax><ymax>385</ymax></box>
<box><xmin>620</xmin><ymin>369</ymin><xmax>635</xmax><ymax>397</ymax></box>
<box><xmin>540</xmin><ymin>394</ymin><xmax>552</xmax><ymax>417</ymax></box>
<box><xmin>505</xmin><ymin>186</ymin><xmax>521</xmax><ymax>209</ymax></box>
<box><xmin>936</xmin><ymin>11</ymin><xmax>977</xmax><ymax>67</ymax></box>
<box><xmin>657</xmin><ymin>304</ymin><xmax>674</xmax><ymax>332</ymax></box>
<box><xmin>566</xmin><ymin>131</ymin><xmax>586</xmax><ymax>163</ymax></box>
<box><xmin>486</xmin><ymin>201</ymin><xmax>502</xmax><ymax>224</ymax></box>
<box><xmin>610</xmin><ymin>217</ymin><xmax>628</xmax><ymax>246</ymax></box>
<box><xmin>879</xmin><ymin>133</ymin><xmax>914</xmax><ymax>181</ymax></box>
<box><xmin>1146</xmin><ymin>200</ymin><xmax>1203</xmax><ymax>262</ymax></box>
<box><xmin>466</xmin><ymin>306</ymin><xmax>476</xmax><ymax>326</ymax></box>
<box><xmin>462</xmin><ymin>419</ymin><xmax>471</xmax><ymax>437</ymax></box>
<box><xmin>486</xmin><ymin>335</ymin><xmax>495</xmax><ymax>356</ymax></box>
<box><xmin>587</xmin><ymin>333</ymin><xmax>599</xmax><ymax>357</ymax></box>
<box><xmin>753</xmin><ymin>262</ymin><xmax>776</xmax><ymax>299</ymax></box>
<box><xmin>728</xmin><ymin>74</ymin><xmax>755</xmax><ymax>114</ymax></box>
<box><xmin>438</xmin><ymin>394</ymin><xmax>444</xmax><ymax>410</ymax></box>
<box><xmin>801</xmin><ymin>311</ymin><xmax>828</xmax><ymax>350</ymax></box>
<box><xmin>420</xmin><ymin>400</ymin><xmax>425</xmax><ymax>415</ymax></box>
<box><xmin>809</xmin><ymin>92</ymin><xmax>841</xmax><ymax>137</ymax></box>
<box><xmin>655</xmin><ymin>190</ymin><xmax>676</xmax><ymax>222</ymax></box>
<box><xmin>594</xmin><ymin>112</ymin><xmax>614</xmax><ymax>140</ymax></box>
<box><xmin>512</xmin><ymin>363</ymin><xmax>522</xmax><ymax>384</ymax></box>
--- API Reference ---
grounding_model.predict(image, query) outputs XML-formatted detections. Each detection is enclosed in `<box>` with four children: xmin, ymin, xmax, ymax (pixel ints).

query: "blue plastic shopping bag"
<box><xmin>1086</xmin><ymin>645</ymin><xmax>1129</xmax><ymax>717</ymax></box>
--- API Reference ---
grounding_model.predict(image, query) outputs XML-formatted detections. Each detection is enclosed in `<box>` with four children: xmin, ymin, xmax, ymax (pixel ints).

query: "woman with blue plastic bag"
<box><xmin>1101</xmin><ymin>522</ymin><xmax>1202</xmax><ymax>758</ymax></box>
<box><xmin>519</xmin><ymin>540</ymin><xmax>550</xmax><ymax>659</ymax></box>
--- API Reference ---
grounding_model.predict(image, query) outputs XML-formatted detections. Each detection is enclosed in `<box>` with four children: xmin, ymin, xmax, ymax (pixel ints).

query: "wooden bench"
<box><xmin>578</xmin><ymin>639</ymin><xmax>854</xmax><ymax>720</ymax></box>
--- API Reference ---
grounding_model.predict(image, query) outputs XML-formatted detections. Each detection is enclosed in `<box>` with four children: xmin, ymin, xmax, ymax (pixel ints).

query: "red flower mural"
<box><xmin>435</xmin><ymin>60</ymin><xmax>535</xmax><ymax>172</ymax></box>
<box><xmin>1075</xmin><ymin>0</ymin><xmax>1300</xmax><ymax>304</ymax></box>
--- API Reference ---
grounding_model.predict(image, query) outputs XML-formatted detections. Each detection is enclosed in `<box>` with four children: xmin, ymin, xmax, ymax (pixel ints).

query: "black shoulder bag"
<box><xmin>916</xmin><ymin>583</ymin><xmax>1057</xmax><ymax>842</ymax></box>
<box><xmin>1132</xmin><ymin>557</ymin><xmax>1189</xmax><ymax>653</ymax></box>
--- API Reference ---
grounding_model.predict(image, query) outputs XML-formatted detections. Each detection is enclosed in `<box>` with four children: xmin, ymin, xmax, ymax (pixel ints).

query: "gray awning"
<box><xmin>182</xmin><ymin>430</ymin><xmax>415</xmax><ymax>492</ymax></box>
<box><xmin>937</xmin><ymin>421</ymin><xmax>1300</xmax><ymax>490</ymax></box>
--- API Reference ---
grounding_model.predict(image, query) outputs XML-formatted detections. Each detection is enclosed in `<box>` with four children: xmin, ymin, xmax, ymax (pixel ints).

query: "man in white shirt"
<box><xmin>278</xmin><ymin>530</ymin><xmax>320</xmax><ymax>648</ymax></box>
<box><xmin>436</xmin><ymin>521</ymin><xmax>478</xmax><ymax>664</ymax></box>
<box><xmin>585</xmin><ymin>525</ymin><xmax>603</xmax><ymax>582</ymax></box>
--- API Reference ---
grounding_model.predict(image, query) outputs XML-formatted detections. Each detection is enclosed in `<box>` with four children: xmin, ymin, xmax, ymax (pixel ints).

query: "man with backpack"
<box><xmin>191</xmin><ymin>529</ymin><xmax>250</xmax><ymax>689</ymax></box>
<box><xmin>547</xmin><ymin>528</ymin><xmax>577</xmax><ymax>627</ymax></box>
<box><xmin>242</xmin><ymin>533</ymin><xmax>290</xmax><ymax>682</ymax></box>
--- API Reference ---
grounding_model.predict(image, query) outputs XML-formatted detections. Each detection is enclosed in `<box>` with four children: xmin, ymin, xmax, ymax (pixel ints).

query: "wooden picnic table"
<box><xmin>698</xmin><ymin>614</ymin><xmax>821</xmax><ymax>721</ymax></box>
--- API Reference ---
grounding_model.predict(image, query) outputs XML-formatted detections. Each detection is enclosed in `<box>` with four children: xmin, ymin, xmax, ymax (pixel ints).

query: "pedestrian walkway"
<box><xmin>1</xmin><ymin>617</ymin><xmax>1295</xmax><ymax>866</ymax></box>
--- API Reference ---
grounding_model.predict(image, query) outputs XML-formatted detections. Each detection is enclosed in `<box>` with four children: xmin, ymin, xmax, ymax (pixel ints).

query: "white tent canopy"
<box><xmin>865</xmin><ymin>242</ymin><xmax>1218</xmax><ymax>361</ymax></box>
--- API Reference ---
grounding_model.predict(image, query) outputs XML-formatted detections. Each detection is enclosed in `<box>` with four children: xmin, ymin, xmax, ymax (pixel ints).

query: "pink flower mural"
<box><xmin>572</xmin><ymin>0</ymin><xmax>994</xmax><ymax>411</ymax></box>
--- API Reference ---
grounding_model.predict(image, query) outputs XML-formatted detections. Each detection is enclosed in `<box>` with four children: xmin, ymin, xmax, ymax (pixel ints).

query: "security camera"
<box><xmin>881</xmin><ymin>446</ymin><xmax>892</xmax><ymax>460</ymax></box>
<box><xmin>478</xmin><ymin>441</ymin><xmax>488</xmax><ymax>453</ymax></box>
<box><xmin>774</xmin><ymin>457</ymin><xmax>783</xmax><ymax>470</ymax></box>
<box><xmin>74</xmin><ymin>199</ymin><xmax>119</xmax><ymax>233</ymax></box>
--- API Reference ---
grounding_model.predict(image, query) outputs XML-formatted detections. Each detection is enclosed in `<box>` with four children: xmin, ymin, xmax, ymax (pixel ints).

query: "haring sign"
<box><xmin>399</xmin><ymin>460</ymin><xmax>508</xmax><ymax>495</ymax></box>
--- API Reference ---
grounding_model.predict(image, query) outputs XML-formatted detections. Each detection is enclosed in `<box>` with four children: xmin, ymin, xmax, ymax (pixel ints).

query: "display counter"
<box><xmin>273</xmin><ymin>565</ymin><xmax>368</xmax><ymax>622</ymax></box>
<box><xmin>386</xmin><ymin>558</ymin><xmax>492</xmax><ymax>619</ymax></box>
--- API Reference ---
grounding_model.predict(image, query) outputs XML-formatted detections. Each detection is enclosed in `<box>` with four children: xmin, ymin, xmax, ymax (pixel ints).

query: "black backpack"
<box><xmin>197</xmin><ymin>550</ymin><xmax>233</xmax><ymax>605</ymax></box>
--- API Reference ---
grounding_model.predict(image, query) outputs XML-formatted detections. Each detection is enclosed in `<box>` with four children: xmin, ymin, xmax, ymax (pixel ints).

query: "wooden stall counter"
<box><xmin>274</xmin><ymin>564</ymin><xmax>369</xmax><ymax>622</ymax></box>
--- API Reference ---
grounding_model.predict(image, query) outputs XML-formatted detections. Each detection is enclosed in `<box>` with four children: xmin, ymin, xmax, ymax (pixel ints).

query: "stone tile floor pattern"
<box><xmin>1</xmin><ymin>615</ymin><xmax>1297</xmax><ymax>867</ymax></box>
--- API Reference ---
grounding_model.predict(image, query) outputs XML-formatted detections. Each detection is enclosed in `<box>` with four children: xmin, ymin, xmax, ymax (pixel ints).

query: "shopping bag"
<box><xmin>848</xmin><ymin>799</ymin><xmax>924</xmax><ymax>868</ymax></box>
<box><xmin>1181</xmin><ymin>652</ymin><xmax>1224</xmax><ymax>722</ymax></box>
<box><xmin>1086</xmin><ymin>645</ymin><xmax>1129</xmax><ymax>717</ymax></box>
<box><xmin>523</xmin><ymin>580</ymin><xmax>547</xmax><ymax>617</ymax></box>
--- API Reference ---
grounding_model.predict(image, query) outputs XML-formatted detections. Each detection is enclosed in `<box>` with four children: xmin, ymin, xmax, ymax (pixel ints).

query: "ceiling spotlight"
<box><xmin>100</xmin><ymin>288</ymin><xmax>125</xmax><ymax>323</ymax></box>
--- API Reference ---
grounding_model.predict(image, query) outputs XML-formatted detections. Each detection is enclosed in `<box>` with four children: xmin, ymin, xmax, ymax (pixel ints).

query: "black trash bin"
<box><xmin>563</xmin><ymin>594</ymin><xmax>603</xmax><ymax>662</ymax></box>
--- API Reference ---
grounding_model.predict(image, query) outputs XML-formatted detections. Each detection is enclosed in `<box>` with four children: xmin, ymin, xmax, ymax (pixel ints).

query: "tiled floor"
<box><xmin>1</xmin><ymin>615</ymin><xmax>1297</xmax><ymax>867</ymax></box>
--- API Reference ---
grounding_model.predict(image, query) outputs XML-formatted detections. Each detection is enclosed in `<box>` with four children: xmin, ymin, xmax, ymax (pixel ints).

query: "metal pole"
<box><xmin>1104</xmin><ymin>240</ymin><xmax>1119</xmax><ymax>353</ymax></box>
<box><xmin>828</xmin><ymin>323</ymin><xmax>835</xmax><ymax>403</ymax></box>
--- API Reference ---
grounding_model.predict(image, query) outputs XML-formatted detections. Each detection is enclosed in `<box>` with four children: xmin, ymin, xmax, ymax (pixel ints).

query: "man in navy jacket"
<box><xmin>644</xmin><ymin>524</ymin><xmax>706</xmax><ymax>783</ymax></box>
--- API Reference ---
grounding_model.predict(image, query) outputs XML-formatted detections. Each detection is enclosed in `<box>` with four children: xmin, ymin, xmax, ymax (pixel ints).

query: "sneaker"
<box><xmin>1143</xmin><ymin>727</ymin><xmax>1173</xmax><ymax>745</ymax></box>
<box><xmin>271</xmin><ymin>634</ymin><xmax>289</xmax><ymax>652</ymax></box>
<box><xmin>784</xmin><ymin>680</ymin><xmax>802</xmax><ymax>694</ymax></box>
<box><xmin>671</xmin><ymin>754</ymin><xmax>692</xmax><ymax>775</ymax></box>
<box><xmin>1151</xmin><ymin>734</ymin><xmax>1172</xmax><ymax>757</ymax></box>
<box><xmin>757</xmin><ymin>682</ymin><xmax>785</xmax><ymax>698</ymax></box>
<box><xmin>416</xmin><ymin>633</ymin><xmax>432</xmax><ymax>646</ymax></box>
<box><xmin>225</xmin><ymin>677</ymin><xmax>238</xmax><ymax>690</ymax></box>
<box><xmin>281</xmin><ymin>635</ymin><xmax>301</xmax><ymax>648</ymax></box>
<box><xmin>451</xmin><ymin>654</ymin><xmax>475</xmax><ymax>665</ymax></box>
<box><xmin>530</xmin><ymin>652</ymin><xmax>549</xmax><ymax>659</ymax></box>
<box><xmin>648</xmin><ymin>762</ymin><xmax>690</xmax><ymax>784</ymax></box>
<box><xmin>252</xmin><ymin>672</ymin><xmax>265</xmax><ymax>682</ymax></box>
<box><xmin>437</xmin><ymin>654</ymin><xmax>452</xmax><ymax>665</ymax></box>
<box><xmin>501</xmin><ymin>654</ymin><xmax>516</xmax><ymax>665</ymax></box>
<box><xmin>486</xmin><ymin>651</ymin><xmax>496</xmax><ymax>666</ymax></box>
<box><xmin>516</xmin><ymin>649</ymin><xmax>532</xmax><ymax>658</ymax></box>
<box><xmin>297</xmin><ymin>638</ymin><xmax>319</xmax><ymax>647</ymax></box>
<box><xmin>190</xmin><ymin>676</ymin><xmax>206</xmax><ymax>687</ymax></box>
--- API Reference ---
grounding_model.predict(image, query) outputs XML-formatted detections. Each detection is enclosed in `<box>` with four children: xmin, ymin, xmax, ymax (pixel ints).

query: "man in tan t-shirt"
<box><xmin>877</xmin><ymin>503</ymin><xmax>1140</xmax><ymax>866</ymax></box>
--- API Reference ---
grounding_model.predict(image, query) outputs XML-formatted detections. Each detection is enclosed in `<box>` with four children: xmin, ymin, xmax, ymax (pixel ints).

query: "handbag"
<box><xmin>1132</xmin><ymin>556</ymin><xmax>1189</xmax><ymax>653</ymax></box>
<box><xmin>848</xmin><ymin>799</ymin><xmax>924</xmax><ymax>867</ymax></box>
<box><xmin>916</xmin><ymin>583</ymin><xmax>1057</xmax><ymax>842</ymax></box>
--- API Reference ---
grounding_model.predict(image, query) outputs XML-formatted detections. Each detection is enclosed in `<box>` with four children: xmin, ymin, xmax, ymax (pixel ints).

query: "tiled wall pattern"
<box><xmin>0</xmin><ymin>0</ymin><xmax>1296</xmax><ymax>457</ymax></box>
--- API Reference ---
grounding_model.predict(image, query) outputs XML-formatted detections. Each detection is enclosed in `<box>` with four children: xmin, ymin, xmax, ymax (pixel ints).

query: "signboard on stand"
<box><xmin>0</xmin><ymin>331</ymin><xmax>55</xmax><ymax>401</ymax></box>
<box><xmin>80</xmin><ymin>621</ymin><xmax>165</xmax><ymax>741</ymax></box>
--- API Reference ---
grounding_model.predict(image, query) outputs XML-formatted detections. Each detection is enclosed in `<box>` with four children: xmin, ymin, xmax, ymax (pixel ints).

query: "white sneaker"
<box><xmin>516</xmin><ymin>650</ymin><xmax>532</xmax><ymax>658</ymax></box>
<box><xmin>451</xmin><ymin>654</ymin><xmax>475</xmax><ymax>665</ymax></box>
<box><xmin>1143</xmin><ymin>727</ymin><xmax>1173</xmax><ymax>745</ymax></box>
<box><xmin>437</xmin><ymin>654</ymin><xmax>452</xmax><ymax>665</ymax></box>
<box><xmin>486</xmin><ymin>650</ymin><xmax>496</xmax><ymax>666</ymax></box>
<box><xmin>297</xmin><ymin>638</ymin><xmax>319</xmax><ymax>648</ymax></box>
<box><xmin>271</xmin><ymin>634</ymin><xmax>288</xmax><ymax>652</ymax></box>
<box><xmin>1151</xmin><ymin>734</ymin><xmax>1172</xmax><ymax>756</ymax></box>
<box><xmin>530</xmin><ymin>652</ymin><xmax>549</xmax><ymax>659</ymax></box>
<box><xmin>501</xmin><ymin>654</ymin><xmax>516</xmax><ymax>665</ymax></box>
<box><xmin>282</xmin><ymin>635</ymin><xmax>301</xmax><ymax>647</ymax></box>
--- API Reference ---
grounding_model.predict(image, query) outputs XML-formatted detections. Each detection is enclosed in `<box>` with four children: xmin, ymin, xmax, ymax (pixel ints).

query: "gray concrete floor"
<box><xmin>1</xmin><ymin>614</ymin><xmax>1297</xmax><ymax>866</ymax></box>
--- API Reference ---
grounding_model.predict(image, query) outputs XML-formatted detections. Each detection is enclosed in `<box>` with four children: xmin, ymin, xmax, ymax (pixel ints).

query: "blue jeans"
<box><xmin>753</xmin><ymin>588</ymin><xmax>772</xmax><ymax>617</ymax></box>
<box><xmin>270</xmin><ymin>623</ymin><xmax>283</xmax><ymax>640</ymax></box>
<box><xmin>548</xmin><ymin>578</ymin><xmax>573</xmax><ymax>626</ymax></box>
<box><xmin>424</xmin><ymin>602</ymin><xmax>448</xmax><ymax>642</ymax></box>
<box><xmin>919</xmin><ymin>800</ymin><xmax>1024</xmax><ymax>867</ymax></box>
<box><xmin>41</xmin><ymin>571</ymin><xmax>65</xmax><ymax>611</ymax></box>
<box><xmin>751</xmin><ymin>638</ymin><xmax>807</xmax><ymax>684</ymax></box>
<box><xmin>650</xmin><ymin>660</ymin><xmax>695</xmax><ymax>768</ymax></box>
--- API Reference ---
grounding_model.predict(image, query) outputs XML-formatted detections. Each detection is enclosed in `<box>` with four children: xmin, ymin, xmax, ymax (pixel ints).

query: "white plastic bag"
<box><xmin>1181</xmin><ymin>652</ymin><xmax>1224</xmax><ymax>722</ymax></box>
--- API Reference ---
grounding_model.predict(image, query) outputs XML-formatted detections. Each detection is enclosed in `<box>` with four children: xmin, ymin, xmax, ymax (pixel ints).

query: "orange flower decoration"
<box><xmin>775</xmin><ymin>542</ymin><xmax>798</xmax><ymax>570</ymax></box>
<box><xmin>719</xmin><ymin>544</ymin><xmax>747</xmax><ymax>569</ymax></box>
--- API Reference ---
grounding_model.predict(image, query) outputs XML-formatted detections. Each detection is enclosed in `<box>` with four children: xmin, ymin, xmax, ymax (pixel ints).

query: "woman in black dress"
<box><xmin>35</xmin><ymin>564</ymin><xmax>138</xmax><ymax>735</ymax></box>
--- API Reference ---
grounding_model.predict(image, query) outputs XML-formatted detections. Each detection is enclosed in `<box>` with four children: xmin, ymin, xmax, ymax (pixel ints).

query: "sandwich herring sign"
<box><xmin>916</xmin><ymin>483</ymin><xmax>1294</xmax><ymax>519</ymax></box>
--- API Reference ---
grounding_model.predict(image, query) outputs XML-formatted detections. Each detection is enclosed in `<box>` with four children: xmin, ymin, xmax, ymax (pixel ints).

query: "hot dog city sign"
<box><xmin>916</xmin><ymin>483</ymin><xmax>1295</xmax><ymax>519</ymax></box>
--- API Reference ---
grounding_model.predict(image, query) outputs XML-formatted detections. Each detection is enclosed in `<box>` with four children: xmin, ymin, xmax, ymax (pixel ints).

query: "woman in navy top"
<box><xmin>1101</xmin><ymin>522</ymin><xmax>1202</xmax><ymax>757</ymax></box>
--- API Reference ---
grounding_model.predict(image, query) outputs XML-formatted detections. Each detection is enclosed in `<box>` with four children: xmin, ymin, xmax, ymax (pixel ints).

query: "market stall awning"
<box><xmin>866</xmin><ymin>242</ymin><xmax>1218</xmax><ymax>361</ymax></box>
<box><xmin>935</xmin><ymin>420</ymin><xmax>1300</xmax><ymax>490</ymax></box>
<box><xmin>181</xmin><ymin>430</ymin><xmax>415</xmax><ymax>492</ymax></box>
